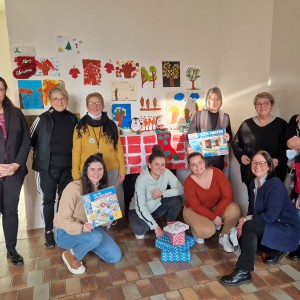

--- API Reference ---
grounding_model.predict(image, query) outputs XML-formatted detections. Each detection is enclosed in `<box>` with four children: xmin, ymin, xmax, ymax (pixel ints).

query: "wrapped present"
<box><xmin>163</xmin><ymin>221</ymin><xmax>189</xmax><ymax>234</ymax></box>
<box><xmin>161</xmin><ymin>249</ymin><xmax>191</xmax><ymax>262</ymax></box>
<box><xmin>166</xmin><ymin>231</ymin><xmax>185</xmax><ymax>245</ymax></box>
<box><xmin>155</xmin><ymin>234</ymin><xmax>195</xmax><ymax>252</ymax></box>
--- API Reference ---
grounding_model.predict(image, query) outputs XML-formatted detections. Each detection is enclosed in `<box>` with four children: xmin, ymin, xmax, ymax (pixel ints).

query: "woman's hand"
<box><xmin>0</xmin><ymin>163</ymin><xmax>19</xmax><ymax>177</ymax></box>
<box><xmin>272</xmin><ymin>158</ymin><xmax>279</xmax><ymax>167</ymax></box>
<box><xmin>237</xmin><ymin>217</ymin><xmax>246</xmax><ymax>238</ymax></box>
<box><xmin>224</xmin><ymin>133</ymin><xmax>230</xmax><ymax>142</ymax></box>
<box><xmin>82</xmin><ymin>222</ymin><xmax>93</xmax><ymax>233</ymax></box>
<box><xmin>154</xmin><ymin>226</ymin><xmax>165</xmax><ymax>238</ymax></box>
<box><xmin>152</xmin><ymin>189</ymin><xmax>163</xmax><ymax>199</ymax></box>
<box><xmin>213</xmin><ymin>216</ymin><xmax>223</xmax><ymax>227</ymax></box>
<box><xmin>118</xmin><ymin>173</ymin><xmax>125</xmax><ymax>184</ymax></box>
<box><xmin>241</xmin><ymin>155</ymin><xmax>251</xmax><ymax>165</ymax></box>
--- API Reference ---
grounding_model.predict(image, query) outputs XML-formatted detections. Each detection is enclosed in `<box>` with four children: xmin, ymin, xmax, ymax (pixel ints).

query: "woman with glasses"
<box><xmin>220</xmin><ymin>150</ymin><xmax>300</xmax><ymax>286</ymax></box>
<box><xmin>72</xmin><ymin>93</ymin><xmax>126</xmax><ymax>212</ymax></box>
<box><xmin>186</xmin><ymin>87</ymin><xmax>232</xmax><ymax>171</ymax></box>
<box><xmin>232</xmin><ymin>92</ymin><xmax>287</xmax><ymax>201</ymax></box>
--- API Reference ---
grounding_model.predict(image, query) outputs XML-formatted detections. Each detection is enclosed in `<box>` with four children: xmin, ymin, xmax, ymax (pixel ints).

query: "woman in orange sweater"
<box><xmin>183</xmin><ymin>152</ymin><xmax>240</xmax><ymax>252</ymax></box>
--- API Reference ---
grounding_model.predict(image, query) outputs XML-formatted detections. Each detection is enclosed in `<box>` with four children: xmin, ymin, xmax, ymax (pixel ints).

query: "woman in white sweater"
<box><xmin>129</xmin><ymin>145</ymin><xmax>183</xmax><ymax>239</ymax></box>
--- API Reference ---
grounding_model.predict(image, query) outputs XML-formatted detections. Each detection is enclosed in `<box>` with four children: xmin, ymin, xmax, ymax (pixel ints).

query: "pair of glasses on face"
<box><xmin>255</xmin><ymin>102</ymin><xmax>271</xmax><ymax>107</ymax></box>
<box><xmin>88</xmin><ymin>102</ymin><xmax>102</xmax><ymax>107</ymax></box>
<box><xmin>251</xmin><ymin>161</ymin><xmax>267</xmax><ymax>167</ymax></box>
<box><xmin>52</xmin><ymin>98</ymin><xmax>68</xmax><ymax>103</ymax></box>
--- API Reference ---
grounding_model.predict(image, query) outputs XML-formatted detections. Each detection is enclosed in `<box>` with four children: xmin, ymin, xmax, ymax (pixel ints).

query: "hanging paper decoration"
<box><xmin>104</xmin><ymin>60</ymin><xmax>115</xmax><ymax>74</ymax></box>
<box><xmin>156</xmin><ymin>132</ymin><xmax>178</xmax><ymax>161</ymax></box>
<box><xmin>82</xmin><ymin>59</ymin><xmax>101</xmax><ymax>85</ymax></box>
<box><xmin>56</xmin><ymin>36</ymin><xmax>84</xmax><ymax>55</ymax></box>
<box><xmin>13</xmin><ymin>56</ymin><xmax>36</xmax><ymax>79</ymax></box>
<box><xmin>69</xmin><ymin>66</ymin><xmax>81</xmax><ymax>79</ymax></box>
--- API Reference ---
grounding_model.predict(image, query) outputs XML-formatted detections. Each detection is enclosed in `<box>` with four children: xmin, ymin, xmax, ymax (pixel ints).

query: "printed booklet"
<box><xmin>188</xmin><ymin>129</ymin><xmax>228</xmax><ymax>157</ymax></box>
<box><xmin>81</xmin><ymin>186</ymin><xmax>122</xmax><ymax>227</ymax></box>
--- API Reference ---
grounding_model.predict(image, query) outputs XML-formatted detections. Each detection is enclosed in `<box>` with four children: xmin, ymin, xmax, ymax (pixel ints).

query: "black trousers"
<box><xmin>37</xmin><ymin>165</ymin><xmax>72</xmax><ymax>232</ymax></box>
<box><xmin>237</xmin><ymin>219</ymin><xmax>282</xmax><ymax>272</ymax></box>
<box><xmin>0</xmin><ymin>176</ymin><xmax>24</xmax><ymax>251</ymax></box>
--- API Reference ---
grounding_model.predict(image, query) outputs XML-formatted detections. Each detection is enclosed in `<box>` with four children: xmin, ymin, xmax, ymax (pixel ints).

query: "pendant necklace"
<box><xmin>92</xmin><ymin>127</ymin><xmax>101</xmax><ymax>153</ymax></box>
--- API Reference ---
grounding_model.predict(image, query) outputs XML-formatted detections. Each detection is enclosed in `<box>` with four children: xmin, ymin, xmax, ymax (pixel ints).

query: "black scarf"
<box><xmin>76</xmin><ymin>112</ymin><xmax>118</xmax><ymax>150</ymax></box>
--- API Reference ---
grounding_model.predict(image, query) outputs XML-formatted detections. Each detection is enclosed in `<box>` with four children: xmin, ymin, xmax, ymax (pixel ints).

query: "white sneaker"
<box><xmin>195</xmin><ymin>238</ymin><xmax>205</xmax><ymax>244</ymax></box>
<box><xmin>229</xmin><ymin>228</ymin><xmax>240</xmax><ymax>253</ymax></box>
<box><xmin>135</xmin><ymin>234</ymin><xmax>145</xmax><ymax>240</ymax></box>
<box><xmin>219</xmin><ymin>234</ymin><xmax>234</xmax><ymax>253</ymax></box>
<box><xmin>62</xmin><ymin>250</ymin><xmax>86</xmax><ymax>275</ymax></box>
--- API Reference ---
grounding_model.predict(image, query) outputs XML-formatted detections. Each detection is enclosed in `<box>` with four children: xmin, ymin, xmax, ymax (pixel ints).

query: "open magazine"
<box><xmin>81</xmin><ymin>186</ymin><xmax>122</xmax><ymax>227</ymax></box>
<box><xmin>188</xmin><ymin>129</ymin><xmax>228</xmax><ymax>157</ymax></box>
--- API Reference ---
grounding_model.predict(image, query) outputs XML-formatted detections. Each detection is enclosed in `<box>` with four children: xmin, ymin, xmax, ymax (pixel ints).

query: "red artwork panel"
<box><xmin>82</xmin><ymin>59</ymin><xmax>101</xmax><ymax>85</ymax></box>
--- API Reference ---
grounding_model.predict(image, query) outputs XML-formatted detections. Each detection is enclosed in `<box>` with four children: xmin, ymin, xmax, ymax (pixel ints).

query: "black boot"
<box><xmin>45</xmin><ymin>231</ymin><xmax>56</xmax><ymax>248</ymax></box>
<box><xmin>220</xmin><ymin>268</ymin><xmax>251</xmax><ymax>286</ymax></box>
<box><xmin>263</xmin><ymin>251</ymin><xmax>286</xmax><ymax>265</ymax></box>
<box><xmin>7</xmin><ymin>249</ymin><xmax>24</xmax><ymax>265</ymax></box>
<box><xmin>288</xmin><ymin>245</ymin><xmax>300</xmax><ymax>261</ymax></box>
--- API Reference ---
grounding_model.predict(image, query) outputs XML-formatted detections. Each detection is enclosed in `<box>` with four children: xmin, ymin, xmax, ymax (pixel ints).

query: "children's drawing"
<box><xmin>186</xmin><ymin>66</ymin><xmax>201</xmax><ymax>90</ymax></box>
<box><xmin>104</xmin><ymin>60</ymin><xmax>115</xmax><ymax>74</ymax></box>
<box><xmin>56</xmin><ymin>36</ymin><xmax>84</xmax><ymax>55</ymax></box>
<box><xmin>141</xmin><ymin>65</ymin><xmax>157</xmax><ymax>88</ymax></box>
<box><xmin>13</xmin><ymin>56</ymin><xmax>36</xmax><ymax>79</ymax></box>
<box><xmin>110</xmin><ymin>81</ymin><xmax>137</xmax><ymax>101</ymax></box>
<box><xmin>69</xmin><ymin>65</ymin><xmax>81</xmax><ymax>79</ymax></box>
<box><xmin>18</xmin><ymin>80</ymin><xmax>43</xmax><ymax>109</ymax></box>
<box><xmin>115</xmin><ymin>60</ymin><xmax>139</xmax><ymax>78</ymax></box>
<box><xmin>112</xmin><ymin>104</ymin><xmax>132</xmax><ymax>129</ymax></box>
<box><xmin>139</xmin><ymin>96</ymin><xmax>162</xmax><ymax>111</ymax></box>
<box><xmin>12</xmin><ymin>46</ymin><xmax>36</xmax><ymax>57</ymax></box>
<box><xmin>42</xmin><ymin>80</ymin><xmax>65</xmax><ymax>106</ymax></box>
<box><xmin>138</xmin><ymin>115</ymin><xmax>164</xmax><ymax>131</ymax></box>
<box><xmin>82</xmin><ymin>59</ymin><xmax>101</xmax><ymax>85</ymax></box>
<box><xmin>35</xmin><ymin>58</ymin><xmax>60</xmax><ymax>76</ymax></box>
<box><xmin>162</xmin><ymin>61</ymin><xmax>180</xmax><ymax>87</ymax></box>
<box><xmin>130</xmin><ymin>117</ymin><xmax>142</xmax><ymax>132</ymax></box>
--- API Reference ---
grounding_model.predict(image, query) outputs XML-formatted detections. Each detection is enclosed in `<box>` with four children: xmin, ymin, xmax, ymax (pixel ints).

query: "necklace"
<box><xmin>92</xmin><ymin>127</ymin><xmax>101</xmax><ymax>153</ymax></box>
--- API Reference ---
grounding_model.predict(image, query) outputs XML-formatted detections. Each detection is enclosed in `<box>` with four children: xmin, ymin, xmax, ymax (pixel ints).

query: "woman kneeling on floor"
<box><xmin>54</xmin><ymin>153</ymin><xmax>121</xmax><ymax>274</ymax></box>
<box><xmin>220</xmin><ymin>150</ymin><xmax>300</xmax><ymax>286</ymax></box>
<box><xmin>183</xmin><ymin>152</ymin><xmax>241</xmax><ymax>252</ymax></box>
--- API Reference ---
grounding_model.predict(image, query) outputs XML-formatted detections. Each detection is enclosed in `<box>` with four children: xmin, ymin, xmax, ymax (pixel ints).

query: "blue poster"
<box><xmin>18</xmin><ymin>80</ymin><xmax>43</xmax><ymax>109</ymax></box>
<box><xmin>112</xmin><ymin>103</ymin><xmax>131</xmax><ymax>129</ymax></box>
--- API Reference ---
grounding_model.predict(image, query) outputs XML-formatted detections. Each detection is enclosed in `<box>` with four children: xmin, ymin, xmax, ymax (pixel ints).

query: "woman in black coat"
<box><xmin>0</xmin><ymin>77</ymin><xmax>31</xmax><ymax>265</ymax></box>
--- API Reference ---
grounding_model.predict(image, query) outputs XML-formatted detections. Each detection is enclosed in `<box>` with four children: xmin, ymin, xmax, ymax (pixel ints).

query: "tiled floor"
<box><xmin>0</xmin><ymin>199</ymin><xmax>300</xmax><ymax>300</ymax></box>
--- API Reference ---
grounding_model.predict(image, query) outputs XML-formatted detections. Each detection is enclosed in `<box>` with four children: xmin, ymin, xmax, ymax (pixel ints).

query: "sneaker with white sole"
<box><xmin>62</xmin><ymin>250</ymin><xmax>86</xmax><ymax>275</ymax></box>
<box><xmin>195</xmin><ymin>238</ymin><xmax>205</xmax><ymax>244</ymax></box>
<box><xmin>219</xmin><ymin>234</ymin><xmax>234</xmax><ymax>253</ymax></box>
<box><xmin>135</xmin><ymin>234</ymin><xmax>145</xmax><ymax>240</ymax></box>
<box><xmin>229</xmin><ymin>228</ymin><xmax>240</xmax><ymax>253</ymax></box>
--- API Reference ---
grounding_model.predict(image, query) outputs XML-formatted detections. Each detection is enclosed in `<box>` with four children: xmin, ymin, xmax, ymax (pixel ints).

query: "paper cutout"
<box><xmin>139</xmin><ymin>96</ymin><xmax>162</xmax><ymax>111</ymax></box>
<box><xmin>112</xmin><ymin>104</ymin><xmax>132</xmax><ymax>128</ymax></box>
<box><xmin>104</xmin><ymin>60</ymin><xmax>115</xmax><ymax>74</ymax></box>
<box><xmin>69</xmin><ymin>65</ymin><xmax>81</xmax><ymax>79</ymax></box>
<box><xmin>141</xmin><ymin>65</ymin><xmax>157</xmax><ymax>88</ymax></box>
<box><xmin>13</xmin><ymin>56</ymin><xmax>36</xmax><ymax>79</ymax></box>
<box><xmin>138</xmin><ymin>115</ymin><xmax>163</xmax><ymax>131</ymax></box>
<box><xmin>56</xmin><ymin>36</ymin><xmax>84</xmax><ymax>55</ymax></box>
<box><xmin>35</xmin><ymin>58</ymin><xmax>60</xmax><ymax>76</ymax></box>
<box><xmin>110</xmin><ymin>81</ymin><xmax>137</xmax><ymax>101</ymax></box>
<box><xmin>12</xmin><ymin>46</ymin><xmax>36</xmax><ymax>57</ymax></box>
<box><xmin>130</xmin><ymin>117</ymin><xmax>142</xmax><ymax>132</ymax></box>
<box><xmin>82</xmin><ymin>59</ymin><xmax>101</xmax><ymax>85</ymax></box>
<box><xmin>115</xmin><ymin>60</ymin><xmax>139</xmax><ymax>78</ymax></box>
<box><xmin>42</xmin><ymin>80</ymin><xmax>65</xmax><ymax>106</ymax></box>
<box><xmin>162</xmin><ymin>61</ymin><xmax>180</xmax><ymax>87</ymax></box>
<box><xmin>18</xmin><ymin>80</ymin><xmax>43</xmax><ymax>109</ymax></box>
<box><xmin>186</xmin><ymin>66</ymin><xmax>201</xmax><ymax>90</ymax></box>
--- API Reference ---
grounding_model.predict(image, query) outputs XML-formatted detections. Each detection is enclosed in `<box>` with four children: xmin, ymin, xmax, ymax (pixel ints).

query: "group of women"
<box><xmin>1</xmin><ymin>75</ymin><xmax>299</xmax><ymax>284</ymax></box>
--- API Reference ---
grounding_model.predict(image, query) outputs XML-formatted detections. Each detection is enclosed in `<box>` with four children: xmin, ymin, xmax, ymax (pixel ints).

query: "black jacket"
<box><xmin>0</xmin><ymin>106</ymin><xmax>31</xmax><ymax>181</ymax></box>
<box><xmin>30</xmin><ymin>108</ymin><xmax>77</xmax><ymax>172</ymax></box>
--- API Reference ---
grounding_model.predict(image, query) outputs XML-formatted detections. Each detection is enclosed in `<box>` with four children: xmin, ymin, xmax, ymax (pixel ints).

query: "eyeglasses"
<box><xmin>255</xmin><ymin>102</ymin><xmax>271</xmax><ymax>107</ymax></box>
<box><xmin>251</xmin><ymin>161</ymin><xmax>267</xmax><ymax>167</ymax></box>
<box><xmin>88</xmin><ymin>102</ymin><xmax>102</xmax><ymax>107</ymax></box>
<box><xmin>52</xmin><ymin>98</ymin><xmax>68</xmax><ymax>103</ymax></box>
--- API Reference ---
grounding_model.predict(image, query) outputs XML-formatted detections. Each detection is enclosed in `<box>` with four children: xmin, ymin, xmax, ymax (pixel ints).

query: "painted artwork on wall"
<box><xmin>162</xmin><ymin>61</ymin><xmax>180</xmax><ymax>87</ymax></box>
<box><xmin>141</xmin><ymin>65</ymin><xmax>157</xmax><ymax>88</ymax></box>
<box><xmin>18</xmin><ymin>80</ymin><xmax>43</xmax><ymax>109</ymax></box>
<box><xmin>138</xmin><ymin>115</ymin><xmax>164</xmax><ymax>131</ymax></box>
<box><xmin>110</xmin><ymin>81</ymin><xmax>137</xmax><ymax>101</ymax></box>
<box><xmin>82</xmin><ymin>59</ymin><xmax>101</xmax><ymax>85</ymax></box>
<box><xmin>112</xmin><ymin>104</ymin><xmax>132</xmax><ymax>129</ymax></box>
<box><xmin>56</xmin><ymin>36</ymin><xmax>84</xmax><ymax>55</ymax></box>
<box><xmin>115</xmin><ymin>60</ymin><xmax>139</xmax><ymax>79</ymax></box>
<box><xmin>69</xmin><ymin>65</ymin><xmax>81</xmax><ymax>79</ymax></box>
<box><xmin>139</xmin><ymin>96</ymin><xmax>162</xmax><ymax>111</ymax></box>
<box><xmin>42</xmin><ymin>79</ymin><xmax>65</xmax><ymax>106</ymax></box>
<box><xmin>104</xmin><ymin>60</ymin><xmax>115</xmax><ymax>74</ymax></box>
<box><xmin>35</xmin><ymin>58</ymin><xmax>60</xmax><ymax>76</ymax></box>
<box><xmin>185</xmin><ymin>66</ymin><xmax>201</xmax><ymax>90</ymax></box>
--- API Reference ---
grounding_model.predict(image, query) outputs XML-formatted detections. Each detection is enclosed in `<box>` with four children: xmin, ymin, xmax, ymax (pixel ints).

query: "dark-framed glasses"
<box><xmin>251</xmin><ymin>161</ymin><xmax>267</xmax><ymax>167</ymax></box>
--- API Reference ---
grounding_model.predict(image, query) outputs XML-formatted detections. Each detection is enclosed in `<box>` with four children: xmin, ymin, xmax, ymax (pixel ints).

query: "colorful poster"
<box><xmin>82</xmin><ymin>59</ymin><xmax>101</xmax><ymax>85</ymax></box>
<box><xmin>42</xmin><ymin>79</ymin><xmax>65</xmax><ymax>106</ymax></box>
<box><xmin>188</xmin><ymin>129</ymin><xmax>228</xmax><ymax>157</ymax></box>
<box><xmin>115</xmin><ymin>60</ymin><xmax>139</xmax><ymax>78</ymax></box>
<box><xmin>141</xmin><ymin>65</ymin><xmax>158</xmax><ymax>88</ymax></box>
<box><xmin>112</xmin><ymin>104</ymin><xmax>132</xmax><ymax>129</ymax></box>
<box><xmin>81</xmin><ymin>186</ymin><xmax>122</xmax><ymax>227</ymax></box>
<box><xmin>110</xmin><ymin>81</ymin><xmax>137</xmax><ymax>101</ymax></box>
<box><xmin>56</xmin><ymin>36</ymin><xmax>84</xmax><ymax>55</ymax></box>
<box><xmin>18</xmin><ymin>80</ymin><xmax>43</xmax><ymax>109</ymax></box>
<box><xmin>162</xmin><ymin>61</ymin><xmax>180</xmax><ymax>87</ymax></box>
<box><xmin>35</xmin><ymin>58</ymin><xmax>60</xmax><ymax>76</ymax></box>
<box><xmin>139</xmin><ymin>96</ymin><xmax>162</xmax><ymax>111</ymax></box>
<box><xmin>185</xmin><ymin>66</ymin><xmax>201</xmax><ymax>90</ymax></box>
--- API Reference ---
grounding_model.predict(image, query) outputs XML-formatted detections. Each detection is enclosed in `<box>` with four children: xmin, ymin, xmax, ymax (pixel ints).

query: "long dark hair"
<box><xmin>0</xmin><ymin>77</ymin><xmax>14</xmax><ymax>107</ymax></box>
<box><xmin>81</xmin><ymin>153</ymin><xmax>108</xmax><ymax>195</ymax></box>
<box><xmin>251</xmin><ymin>150</ymin><xmax>276</xmax><ymax>179</ymax></box>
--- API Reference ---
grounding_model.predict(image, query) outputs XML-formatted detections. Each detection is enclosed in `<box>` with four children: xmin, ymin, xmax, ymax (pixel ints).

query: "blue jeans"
<box><xmin>55</xmin><ymin>227</ymin><xmax>122</xmax><ymax>263</ymax></box>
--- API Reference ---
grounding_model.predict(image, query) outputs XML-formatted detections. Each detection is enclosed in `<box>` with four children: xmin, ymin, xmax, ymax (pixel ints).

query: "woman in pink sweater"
<box><xmin>183</xmin><ymin>152</ymin><xmax>240</xmax><ymax>252</ymax></box>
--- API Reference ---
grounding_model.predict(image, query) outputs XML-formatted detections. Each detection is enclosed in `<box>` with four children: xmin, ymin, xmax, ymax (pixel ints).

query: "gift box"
<box><xmin>161</xmin><ymin>249</ymin><xmax>191</xmax><ymax>262</ymax></box>
<box><xmin>155</xmin><ymin>234</ymin><xmax>195</xmax><ymax>252</ymax></box>
<box><xmin>163</xmin><ymin>221</ymin><xmax>190</xmax><ymax>245</ymax></box>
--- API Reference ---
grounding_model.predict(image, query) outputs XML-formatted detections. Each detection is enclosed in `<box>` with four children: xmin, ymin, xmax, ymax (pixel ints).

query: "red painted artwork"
<box><xmin>35</xmin><ymin>59</ymin><xmax>55</xmax><ymax>75</ymax></box>
<box><xmin>69</xmin><ymin>66</ymin><xmax>81</xmax><ymax>79</ymax></box>
<box><xmin>13</xmin><ymin>56</ymin><xmax>36</xmax><ymax>79</ymax></box>
<box><xmin>82</xmin><ymin>59</ymin><xmax>101</xmax><ymax>85</ymax></box>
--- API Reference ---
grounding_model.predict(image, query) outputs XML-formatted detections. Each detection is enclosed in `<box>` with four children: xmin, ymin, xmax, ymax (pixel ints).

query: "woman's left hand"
<box><xmin>224</xmin><ymin>133</ymin><xmax>230</xmax><ymax>142</ymax></box>
<box><xmin>152</xmin><ymin>189</ymin><xmax>163</xmax><ymax>199</ymax></box>
<box><xmin>118</xmin><ymin>173</ymin><xmax>125</xmax><ymax>184</ymax></box>
<box><xmin>272</xmin><ymin>158</ymin><xmax>279</xmax><ymax>167</ymax></box>
<box><xmin>82</xmin><ymin>222</ymin><xmax>93</xmax><ymax>232</ymax></box>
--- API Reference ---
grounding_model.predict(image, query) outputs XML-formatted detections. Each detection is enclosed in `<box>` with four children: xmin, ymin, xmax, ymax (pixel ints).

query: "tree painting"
<box><xmin>186</xmin><ymin>67</ymin><xmax>201</xmax><ymax>90</ymax></box>
<box><xmin>162</xmin><ymin>61</ymin><xmax>180</xmax><ymax>87</ymax></box>
<box><xmin>112</xmin><ymin>104</ymin><xmax>131</xmax><ymax>128</ymax></box>
<box><xmin>115</xmin><ymin>60</ymin><xmax>139</xmax><ymax>78</ymax></box>
<box><xmin>140</xmin><ymin>97</ymin><xmax>144</xmax><ymax>108</ymax></box>
<box><xmin>169</xmin><ymin>106</ymin><xmax>180</xmax><ymax>124</ymax></box>
<box><xmin>140</xmin><ymin>65</ymin><xmax>157</xmax><ymax>88</ymax></box>
<box><xmin>113</xmin><ymin>107</ymin><xmax>126</xmax><ymax>127</ymax></box>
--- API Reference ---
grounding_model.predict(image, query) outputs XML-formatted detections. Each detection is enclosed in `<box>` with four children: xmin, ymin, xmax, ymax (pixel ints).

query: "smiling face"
<box><xmin>148</xmin><ymin>157</ymin><xmax>166</xmax><ymax>179</ymax></box>
<box><xmin>188</xmin><ymin>155</ymin><xmax>207</xmax><ymax>176</ymax></box>
<box><xmin>86</xmin><ymin>95</ymin><xmax>104</xmax><ymax>116</ymax></box>
<box><xmin>255</xmin><ymin>97</ymin><xmax>272</xmax><ymax>118</ymax></box>
<box><xmin>251</xmin><ymin>154</ymin><xmax>270</xmax><ymax>180</ymax></box>
<box><xmin>87</xmin><ymin>162</ymin><xmax>104</xmax><ymax>185</ymax></box>
<box><xmin>49</xmin><ymin>91</ymin><xmax>68</xmax><ymax>112</ymax></box>
<box><xmin>207</xmin><ymin>92</ymin><xmax>222</xmax><ymax>113</ymax></box>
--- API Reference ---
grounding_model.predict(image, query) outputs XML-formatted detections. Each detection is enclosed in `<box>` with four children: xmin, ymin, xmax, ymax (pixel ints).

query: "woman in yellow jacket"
<box><xmin>72</xmin><ymin>92</ymin><xmax>126</xmax><ymax>211</ymax></box>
